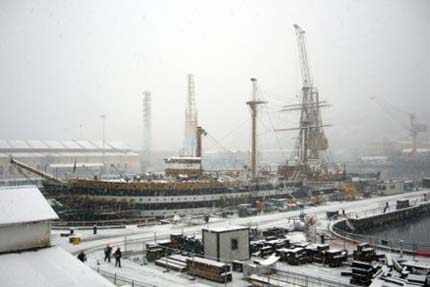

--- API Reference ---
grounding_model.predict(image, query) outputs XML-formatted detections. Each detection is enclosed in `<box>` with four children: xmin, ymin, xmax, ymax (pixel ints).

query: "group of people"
<box><xmin>77</xmin><ymin>245</ymin><xmax>122</xmax><ymax>268</ymax></box>
<box><xmin>104</xmin><ymin>245</ymin><xmax>122</xmax><ymax>268</ymax></box>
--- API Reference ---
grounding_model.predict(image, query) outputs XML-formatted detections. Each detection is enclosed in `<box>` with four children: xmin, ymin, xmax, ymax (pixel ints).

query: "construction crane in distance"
<box><xmin>276</xmin><ymin>24</ymin><xmax>330</xmax><ymax>178</ymax></box>
<box><xmin>370</xmin><ymin>96</ymin><xmax>428</xmax><ymax>159</ymax></box>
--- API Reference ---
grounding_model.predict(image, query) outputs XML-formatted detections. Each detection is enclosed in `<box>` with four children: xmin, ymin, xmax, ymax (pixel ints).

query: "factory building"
<box><xmin>0</xmin><ymin>139</ymin><xmax>140</xmax><ymax>185</ymax></box>
<box><xmin>202</xmin><ymin>226</ymin><xmax>250</xmax><ymax>262</ymax></box>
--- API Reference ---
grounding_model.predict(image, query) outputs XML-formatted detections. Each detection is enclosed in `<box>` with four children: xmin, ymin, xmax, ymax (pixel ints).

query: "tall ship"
<box><xmin>9</xmin><ymin>25</ymin><xmax>347</xmax><ymax>221</ymax></box>
<box><xmin>10</xmin><ymin>76</ymin><xmax>300</xmax><ymax>221</ymax></box>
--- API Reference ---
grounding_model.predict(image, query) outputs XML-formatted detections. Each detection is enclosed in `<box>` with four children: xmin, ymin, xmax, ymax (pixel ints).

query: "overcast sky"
<box><xmin>0</xmin><ymin>0</ymin><xmax>429</xmax><ymax>155</ymax></box>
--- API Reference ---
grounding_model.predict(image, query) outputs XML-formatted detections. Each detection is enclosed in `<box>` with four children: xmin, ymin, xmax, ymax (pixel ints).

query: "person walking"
<box><xmin>77</xmin><ymin>251</ymin><xmax>87</xmax><ymax>263</ymax></box>
<box><xmin>114</xmin><ymin>247</ymin><xmax>122</xmax><ymax>268</ymax></box>
<box><xmin>104</xmin><ymin>244</ymin><xmax>112</xmax><ymax>263</ymax></box>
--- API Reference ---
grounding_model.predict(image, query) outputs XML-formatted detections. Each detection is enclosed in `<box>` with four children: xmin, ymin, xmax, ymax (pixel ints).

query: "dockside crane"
<box><xmin>276</xmin><ymin>24</ymin><xmax>330</xmax><ymax>177</ymax></box>
<box><xmin>370</xmin><ymin>96</ymin><xmax>427</xmax><ymax>159</ymax></box>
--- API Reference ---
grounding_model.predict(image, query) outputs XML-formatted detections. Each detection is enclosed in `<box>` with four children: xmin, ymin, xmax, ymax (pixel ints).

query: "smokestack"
<box><xmin>184</xmin><ymin>74</ymin><xmax>198</xmax><ymax>156</ymax></box>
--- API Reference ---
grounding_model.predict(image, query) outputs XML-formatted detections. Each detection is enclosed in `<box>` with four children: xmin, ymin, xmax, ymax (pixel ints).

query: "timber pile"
<box><xmin>353</xmin><ymin>243</ymin><xmax>377</xmax><ymax>263</ymax></box>
<box><xmin>187</xmin><ymin>257</ymin><xmax>232</xmax><ymax>283</ymax></box>
<box><xmin>350</xmin><ymin>260</ymin><xmax>375</xmax><ymax>286</ymax></box>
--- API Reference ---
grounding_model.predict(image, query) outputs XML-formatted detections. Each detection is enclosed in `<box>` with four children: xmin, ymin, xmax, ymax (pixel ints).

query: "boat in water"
<box><xmin>11</xmin><ymin>156</ymin><xmax>300</xmax><ymax>221</ymax></box>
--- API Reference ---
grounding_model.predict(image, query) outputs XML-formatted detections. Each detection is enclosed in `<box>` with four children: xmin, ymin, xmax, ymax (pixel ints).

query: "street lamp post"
<box><xmin>99</xmin><ymin>114</ymin><xmax>106</xmax><ymax>173</ymax></box>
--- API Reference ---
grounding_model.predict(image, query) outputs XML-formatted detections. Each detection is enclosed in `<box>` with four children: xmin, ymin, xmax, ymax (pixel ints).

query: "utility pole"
<box><xmin>143</xmin><ymin>91</ymin><xmax>152</xmax><ymax>170</ymax></box>
<box><xmin>246</xmin><ymin>78</ymin><xmax>266</xmax><ymax>181</ymax></box>
<box><xmin>99</xmin><ymin>114</ymin><xmax>107</xmax><ymax>173</ymax></box>
<box><xmin>410</xmin><ymin>114</ymin><xmax>417</xmax><ymax>159</ymax></box>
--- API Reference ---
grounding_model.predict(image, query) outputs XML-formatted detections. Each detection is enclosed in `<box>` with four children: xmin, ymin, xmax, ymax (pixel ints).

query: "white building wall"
<box><xmin>218</xmin><ymin>229</ymin><xmax>249</xmax><ymax>262</ymax></box>
<box><xmin>203</xmin><ymin>228</ymin><xmax>249</xmax><ymax>262</ymax></box>
<box><xmin>0</xmin><ymin>221</ymin><xmax>50</xmax><ymax>253</ymax></box>
<box><xmin>203</xmin><ymin>231</ymin><xmax>218</xmax><ymax>261</ymax></box>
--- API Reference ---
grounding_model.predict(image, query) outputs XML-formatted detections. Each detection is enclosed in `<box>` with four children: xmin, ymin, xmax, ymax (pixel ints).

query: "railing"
<box><xmin>270</xmin><ymin>268</ymin><xmax>351</xmax><ymax>287</ymax></box>
<box><xmin>344</xmin><ymin>196</ymin><xmax>428</xmax><ymax>220</ymax></box>
<box><xmin>93</xmin><ymin>267</ymin><xmax>157</xmax><ymax>287</ymax></box>
<box><xmin>52</xmin><ymin>217</ymin><xmax>157</xmax><ymax>228</ymax></box>
<box><xmin>331</xmin><ymin>225</ymin><xmax>430</xmax><ymax>255</ymax></box>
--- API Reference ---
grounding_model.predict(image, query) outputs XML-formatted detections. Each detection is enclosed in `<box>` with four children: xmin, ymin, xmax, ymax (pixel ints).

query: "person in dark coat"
<box><xmin>114</xmin><ymin>247</ymin><xmax>122</xmax><ymax>268</ymax></box>
<box><xmin>77</xmin><ymin>251</ymin><xmax>87</xmax><ymax>262</ymax></box>
<box><xmin>104</xmin><ymin>244</ymin><xmax>112</xmax><ymax>262</ymax></box>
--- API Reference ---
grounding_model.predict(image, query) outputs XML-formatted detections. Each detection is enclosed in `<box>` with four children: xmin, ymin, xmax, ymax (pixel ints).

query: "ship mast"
<box><xmin>247</xmin><ymin>78</ymin><xmax>266</xmax><ymax>180</ymax></box>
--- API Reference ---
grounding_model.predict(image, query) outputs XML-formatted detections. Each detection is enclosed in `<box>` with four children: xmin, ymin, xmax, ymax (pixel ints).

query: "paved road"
<box><xmin>56</xmin><ymin>189</ymin><xmax>429</xmax><ymax>255</ymax></box>
<box><xmin>55</xmin><ymin>190</ymin><xmax>428</xmax><ymax>287</ymax></box>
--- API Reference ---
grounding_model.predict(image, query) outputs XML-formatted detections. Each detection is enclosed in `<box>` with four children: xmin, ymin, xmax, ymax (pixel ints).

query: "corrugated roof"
<box><xmin>43</xmin><ymin>140</ymin><xmax>66</xmax><ymax>149</ymax></box>
<box><xmin>27</xmin><ymin>140</ymin><xmax>49</xmax><ymax>149</ymax></box>
<box><xmin>7</xmin><ymin>140</ymin><xmax>30</xmax><ymax>149</ymax></box>
<box><xmin>0</xmin><ymin>186</ymin><xmax>58</xmax><ymax>225</ymax></box>
<box><xmin>74</xmin><ymin>140</ymin><xmax>98</xmax><ymax>149</ymax></box>
<box><xmin>0</xmin><ymin>139</ymin><xmax>133</xmax><ymax>152</ymax></box>
<box><xmin>0</xmin><ymin>140</ymin><xmax>11</xmax><ymax>149</ymax></box>
<box><xmin>90</xmin><ymin>141</ymin><xmax>104</xmax><ymax>149</ymax></box>
<box><xmin>60</xmin><ymin>140</ymin><xmax>82</xmax><ymax>150</ymax></box>
<box><xmin>108</xmin><ymin>141</ymin><xmax>131</xmax><ymax>150</ymax></box>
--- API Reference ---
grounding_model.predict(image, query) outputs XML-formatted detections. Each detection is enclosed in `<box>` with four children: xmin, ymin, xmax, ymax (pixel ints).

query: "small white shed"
<box><xmin>0</xmin><ymin>186</ymin><xmax>58</xmax><ymax>253</ymax></box>
<box><xmin>202</xmin><ymin>225</ymin><xmax>250</xmax><ymax>262</ymax></box>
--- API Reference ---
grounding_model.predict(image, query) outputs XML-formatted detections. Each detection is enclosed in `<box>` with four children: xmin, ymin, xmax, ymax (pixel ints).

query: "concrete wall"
<box><xmin>218</xmin><ymin>229</ymin><xmax>249</xmax><ymax>262</ymax></box>
<box><xmin>334</xmin><ymin>202</ymin><xmax>430</xmax><ymax>233</ymax></box>
<box><xmin>203</xmin><ymin>230</ymin><xmax>219</xmax><ymax>261</ymax></box>
<box><xmin>203</xmin><ymin>228</ymin><xmax>250</xmax><ymax>262</ymax></box>
<box><xmin>0</xmin><ymin>221</ymin><xmax>50</xmax><ymax>253</ymax></box>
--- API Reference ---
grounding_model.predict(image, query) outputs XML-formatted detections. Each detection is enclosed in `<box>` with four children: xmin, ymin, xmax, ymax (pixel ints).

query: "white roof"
<box><xmin>203</xmin><ymin>225</ymin><xmax>248</xmax><ymax>233</ymax></box>
<box><xmin>189</xmin><ymin>256</ymin><xmax>226</xmax><ymax>268</ymax></box>
<box><xmin>49</xmin><ymin>163</ymin><xmax>104</xmax><ymax>168</ymax></box>
<box><xmin>402</xmin><ymin>148</ymin><xmax>430</xmax><ymax>153</ymax></box>
<box><xmin>0</xmin><ymin>186</ymin><xmax>58</xmax><ymax>226</ymax></box>
<box><xmin>8</xmin><ymin>140</ymin><xmax>31</xmax><ymax>149</ymax></box>
<box><xmin>258</xmin><ymin>254</ymin><xmax>280</xmax><ymax>267</ymax></box>
<box><xmin>0</xmin><ymin>246</ymin><xmax>114</xmax><ymax>287</ymax></box>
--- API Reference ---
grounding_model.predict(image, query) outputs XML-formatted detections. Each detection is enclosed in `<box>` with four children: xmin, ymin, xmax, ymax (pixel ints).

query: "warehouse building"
<box><xmin>0</xmin><ymin>139</ymin><xmax>141</xmax><ymax>185</ymax></box>
<box><xmin>202</xmin><ymin>226</ymin><xmax>250</xmax><ymax>262</ymax></box>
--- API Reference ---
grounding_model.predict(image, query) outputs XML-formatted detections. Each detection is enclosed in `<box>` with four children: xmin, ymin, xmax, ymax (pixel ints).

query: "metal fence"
<box><xmin>93</xmin><ymin>267</ymin><xmax>156</xmax><ymax>287</ymax></box>
<box><xmin>270</xmin><ymin>268</ymin><xmax>351</xmax><ymax>287</ymax></box>
<box><xmin>331</xmin><ymin>225</ymin><xmax>430</xmax><ymax>255</ymax></box>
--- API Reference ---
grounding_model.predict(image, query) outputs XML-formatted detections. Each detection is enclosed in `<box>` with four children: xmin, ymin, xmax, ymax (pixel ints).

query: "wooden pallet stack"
<box><xmin>353</xmin><ymin>243</ymin><xmax>376</xmax><ymax>263</ymax></box>
<box><xmin>186</xmin><ymin>257</ymin><xmax>232</xmax><ymax>283</ymax></box>
<box><xmin>154</xmin><ymin>254</ymin><xmax>189</xmax><ymax>272</ymax></box>
<box><xmin>350</xmin><ymin>260</ymin><xmax>375</xmax><ymax>286</ymax></box>
<box><xmin>276</xmin><ymin>247</ymin><xmax>308</xmax><ymax>265</ymax></box>
<box><xmin>325</xmin><ymin>249</ymin><xmax>347</xmax><ymax>267</ymax></box>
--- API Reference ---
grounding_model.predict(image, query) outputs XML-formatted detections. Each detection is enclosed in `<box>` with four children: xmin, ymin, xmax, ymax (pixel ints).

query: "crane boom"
<box><xmin>293</xmin><ymin>24</ymin><xmax>312</xmax><ymax>88</ymax></box>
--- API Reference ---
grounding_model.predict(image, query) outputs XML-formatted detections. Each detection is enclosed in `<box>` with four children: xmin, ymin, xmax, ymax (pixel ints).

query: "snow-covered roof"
<box><xmin>49</xmin><ymin>163</ymin><xmax>104</xmax><ymax>168</ymax></box>
<box><xmin>0</xmin><ymin>246</ymin><xmax>114</xmax><ymax>287</ymax></box>
<box><xmin>402</xmin><ymin>148</ymin><xmax>430</xmax><ymax>153</ymax></box>
<box><xmin>0</xmin><ymin>186</ymin><xmax>58</xmax><ymax>226</ymax></box>
<box><xmin>258</xmin><ymin>254</ymin><xmax>280</xmax><ymax>267</ymax></box>
<box><xmin>203</xmin><ymin>225</ymin><xmax>249</xmax><ymax>233</ymax></box>
<box><xmin>0</xmin><ymin>139</ymin><xmax>133</xmax><ymax>152</ymax></box>
<box><xmin>188</xmin><ymin>256</ymin><xmax>227</xmax><ymax>268</ymax></box>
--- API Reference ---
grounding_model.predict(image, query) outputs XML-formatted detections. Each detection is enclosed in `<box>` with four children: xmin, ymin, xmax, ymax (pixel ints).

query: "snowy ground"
<box><xmin>52</xmin><ymin>190</ymin><xmax>429</xmax><ymax>286</ymax></box>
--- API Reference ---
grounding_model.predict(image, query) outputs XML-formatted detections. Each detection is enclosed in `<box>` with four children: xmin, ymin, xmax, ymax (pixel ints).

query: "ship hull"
<box><xmin>42</xmin><ymin>179</ymin><xmax>301</xmax><ymax>221</ymax></box>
